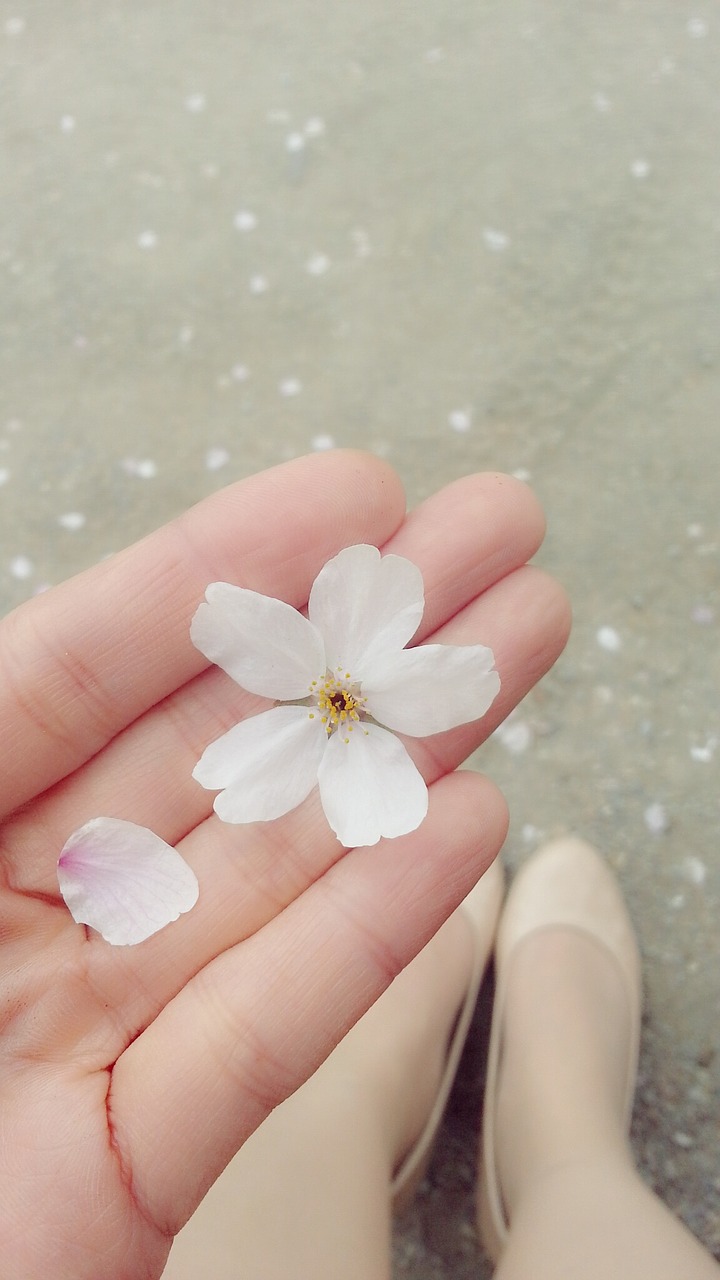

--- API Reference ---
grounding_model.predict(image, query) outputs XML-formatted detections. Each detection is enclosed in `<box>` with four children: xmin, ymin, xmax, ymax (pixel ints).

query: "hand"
<box><xmin>0</xmin><ymin>451</ymin><xmax>569</xmax><ymax>1279</ymax></box>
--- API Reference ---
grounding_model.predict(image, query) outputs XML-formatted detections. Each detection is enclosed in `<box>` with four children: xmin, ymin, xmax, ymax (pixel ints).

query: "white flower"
<box><xmin>191</xmin><ymin>544</ymin><xmax>500</xmax><ymax>847</ymax></box>
<box><xmin>57</xmin><ymin>818</ymin><xmax>199</xmax><ymax>946</ymax></box>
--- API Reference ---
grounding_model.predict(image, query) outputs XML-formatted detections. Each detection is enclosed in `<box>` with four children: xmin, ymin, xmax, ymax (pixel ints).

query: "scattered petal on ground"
<box><xmin>58</xmin><ymin>512</ymin><xmax>86</xmax><ymax>530</ymax></box>
<box><xmin>596</xmin><ymin>625</ymin><xmax>622</xmax><ymax>652</ymax></box>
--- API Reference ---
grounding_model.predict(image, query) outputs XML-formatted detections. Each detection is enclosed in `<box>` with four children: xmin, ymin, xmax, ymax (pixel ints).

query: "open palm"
<box><xmin>0</xmin><ymin>452</ymin><xmax>569</xmax><ymax>1279</ymax></box>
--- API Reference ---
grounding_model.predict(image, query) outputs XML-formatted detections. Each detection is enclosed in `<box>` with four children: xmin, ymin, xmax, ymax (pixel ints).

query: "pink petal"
<box><xmin>57</xmin><ymin>818</ymin><xmax>199</xmax><ymax>946</ymax></box>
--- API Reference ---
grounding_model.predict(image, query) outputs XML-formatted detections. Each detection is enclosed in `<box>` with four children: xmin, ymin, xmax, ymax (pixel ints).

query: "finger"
<box><xmin>0</xmin><ymin>451</ymin><xmax>406</xmax><ymax>819</ymax></box>
<box><xmin>5</xmin><ymin>472</ymin><xmax>546</xmax><ymax>882</ymax></box>
<box><xmin>382</xmin><ymin>470</ymin><xmax>546</xmax><ymax>636</ymax></box>
<box><xmin>411</xmin><ymin>563</ymin><xmax>573</xmax><ymax>778</ymax></box>
<box><xmin>109</xmin><ymin>769</ymin><xmax>508</xmax><ymax>1232</ymax></box>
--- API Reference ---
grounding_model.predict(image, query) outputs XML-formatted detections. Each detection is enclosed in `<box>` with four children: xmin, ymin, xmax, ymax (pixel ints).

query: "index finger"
<box><xmin>0</xmin><ymin>451</ymin><xmax>406</xmax><ymax>819</ymax></box>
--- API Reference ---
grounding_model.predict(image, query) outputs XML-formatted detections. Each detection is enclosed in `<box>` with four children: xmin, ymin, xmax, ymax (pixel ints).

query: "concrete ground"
<box><xmin>1</xmin><ymin>2</ymin><xmax>718</xmax><ymax>1273</ymax></box>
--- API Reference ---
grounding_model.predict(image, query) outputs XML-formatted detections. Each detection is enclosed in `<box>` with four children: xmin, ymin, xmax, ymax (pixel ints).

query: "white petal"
<box><xmin>57</xmin><ymin>818</ymin><xmax>199</xmax><ymax>947</ymax></box>
<box><xmin>191</xmin><ymin>583</ymin><xmax>325</xmax><ymax>700</ymax></box>
<box><xmin>193</xmin><ymin>704</ymin><xmax>327</xmax><ymax>823</ymax></box>
<box><xmin>308</xmin><ymin>544</ymin><xmax>424</xmax><ymax>675</ymax></box>
<box><xmin>363</xmin><ymin>643</ymin><xmax>500</xmax><ymax>737</ymax></box>
<box><xmin>317</xmin><ymin>722</ymin><xmax>428</xmax><ymax>847</ymax></box>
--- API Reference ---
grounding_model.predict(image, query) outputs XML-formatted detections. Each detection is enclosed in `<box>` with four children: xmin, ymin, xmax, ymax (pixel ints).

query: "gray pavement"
<box><xmin>1</xmin><ymin>2</ymin><xmax>718</xmax><ymax>1273</ymax></box>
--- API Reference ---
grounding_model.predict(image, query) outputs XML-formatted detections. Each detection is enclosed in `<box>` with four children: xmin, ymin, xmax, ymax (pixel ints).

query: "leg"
<box><xmin>165</xmin><ymin>889</ymin><xmax>489</xmax><ymax>1280</ymax></box>
<box><xmin>482</xmin><ymin>842</ymin><xmax>720</xmax><ymax>1280</ymax></box>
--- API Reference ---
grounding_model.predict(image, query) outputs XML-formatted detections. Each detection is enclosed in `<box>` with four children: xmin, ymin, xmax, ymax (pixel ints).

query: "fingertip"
<box><xmin>311</xmin><ymin>448</ymin><xmax>407</xmax><ymax>535</ymax></box>
<box><xmin>391</xmin><ymin>470</ymin><xmax>549</xmax><ymax>637</ymax></box>
<box><xmin>434</xmin><ymin>766</ymin><xmax>510</xmax><ymax>876</ymax></box>
<box><xmin>474</xmin><ymin>563</ymin><xmax>573</xmax><ymax>721</ymax></box>
<box><xmin>448</xmin><ymin>470</ymin><xmax>547</xmax><ymax>559</ymax></box>
<box><xmin>489</xmin><ymin>468</ymin><xmax>546</xmax><ymax>537</ymax></box>
<box><xmin>523</xmin><ymin>563</ymin><xmax>573</xmax><ymax>656</ymax></box>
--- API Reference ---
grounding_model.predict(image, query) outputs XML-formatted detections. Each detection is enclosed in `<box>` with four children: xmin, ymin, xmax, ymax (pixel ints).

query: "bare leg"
<box><xmin>165</xmin><ymin>909</ymin><xmax>476</xmax><ymax>1280</ymax></box>
<box><xmin>491</xmin><ymin>931</ymin><xmax>720</xmax><ymax>1280</ymax></box>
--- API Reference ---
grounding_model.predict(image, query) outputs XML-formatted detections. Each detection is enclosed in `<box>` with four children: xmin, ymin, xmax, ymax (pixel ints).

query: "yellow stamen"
<box><xmin>312</xmin><ymin>666</ymin><xmax>368</xmax><ymax>737</ymax></box>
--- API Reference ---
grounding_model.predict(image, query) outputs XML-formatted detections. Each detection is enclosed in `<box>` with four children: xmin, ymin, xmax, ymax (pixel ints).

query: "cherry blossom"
<box><xmin>192</xmin><ymin>544</ymin><xmax>500</xmax><ymax>847</ymax></box>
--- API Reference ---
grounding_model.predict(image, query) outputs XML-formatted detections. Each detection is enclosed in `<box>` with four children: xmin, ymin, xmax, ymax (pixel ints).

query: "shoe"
<box><xmin>476</xmin><ymin>837</ymin><xmax>642</xmax><ymax>1260</ymax></box>
<box><xmin>391</xmin><ymin>855</ymin><xmax>505</xmax><ymax>1213</ymax></box>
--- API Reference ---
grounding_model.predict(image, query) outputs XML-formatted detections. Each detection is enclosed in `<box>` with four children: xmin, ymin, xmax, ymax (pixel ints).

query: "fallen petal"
<box><xmin>363</xmin><ymin>642</ymin><xmax>500</xmax><ymax>737</ymax></box>
<box><xmin>191</xmin><ymin>582</ymin><xmax>325</xmax><ymax>700</ymax></box>
<box><xmin>317</xmin><ymin>722</ymin><xmax>428</xmax><ymax>847</ymax></box>
<box><xmin>57</xmin><ymin>818</ymin><xmax>199</xmax><ymax>946</ymax></box>
<box><xmin>308</xmin><ymin>544</ymin><xmax>425</xmax><ymax>675</ymax></box>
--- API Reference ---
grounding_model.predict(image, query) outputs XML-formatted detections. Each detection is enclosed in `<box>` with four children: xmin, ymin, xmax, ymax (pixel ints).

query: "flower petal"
<box><xmin>308</xmin><ymin>544</ymin><xmax>425</xmax><ymax>676</ymax></box>
<box><xmin>191</xmin><ymin>582</ymin><xmax>325</xmax><ymax>700</ymax></box>
<box><xmin>317</xmin><ymin>722</ymin><xmax>428</xmax><ymax>847</ymax></box>
<box><xmin>57</xmin><ymin>818</ymin><xmax>199</xmax><ymax>946</ymax></box>
<box><xmin>193</xmin><ymin>704</ymin><xmax>327</xmax><ymax>823</ymax></box>
<box><xmin>363</xmin><ymin>643</ymin><xmax>500</xmax><ymax>737</ymax></box>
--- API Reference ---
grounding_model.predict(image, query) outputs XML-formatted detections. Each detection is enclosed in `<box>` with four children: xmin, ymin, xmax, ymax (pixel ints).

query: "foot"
<box><xmin>494</xmin><ymin>926</ymin><xmax>636</xmax><ymax>1220</ymax></box>
<box><xmin>477</xmin><ymin>838</ymin><xmax>642</xmax><ymax>1259</ymax></box>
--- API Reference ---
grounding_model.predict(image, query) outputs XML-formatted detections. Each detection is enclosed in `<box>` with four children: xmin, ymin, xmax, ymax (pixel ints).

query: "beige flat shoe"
<box><xmin>391</xmin><ymin>855</ymin><xmax>505</xmax><ymax>1214</ymax></box>
<box><xmin>477</xmin><ymin>837</ymin><xmax>642</xmax><ymax>1261</ymax></box>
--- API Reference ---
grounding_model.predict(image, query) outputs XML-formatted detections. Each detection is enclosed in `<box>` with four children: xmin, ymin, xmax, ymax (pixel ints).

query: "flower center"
<box><xmin>308</xmin><ymin>668</ymin><xmax>369</xmax><ymax>742</ymax></box>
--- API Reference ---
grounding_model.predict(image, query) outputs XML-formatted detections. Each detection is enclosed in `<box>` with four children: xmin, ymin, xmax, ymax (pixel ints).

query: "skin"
<box><xmin>0</xmin><ymin>451</ymin><xmax>570</xmax><ymax>1279</ymax></box>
